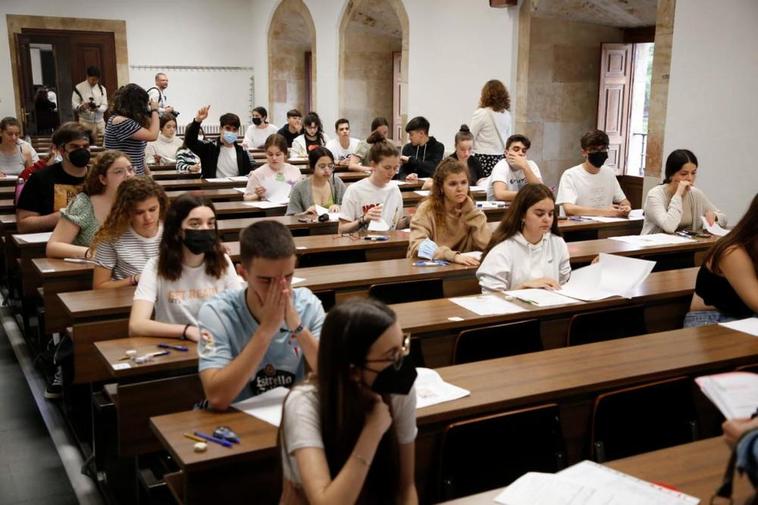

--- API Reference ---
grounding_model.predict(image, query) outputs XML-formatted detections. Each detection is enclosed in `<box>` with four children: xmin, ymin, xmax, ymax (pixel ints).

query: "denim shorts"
<box><xmin>683</xmin><ymin>310</ymin><xmax>737</xmax><ymax>328</ymax></box>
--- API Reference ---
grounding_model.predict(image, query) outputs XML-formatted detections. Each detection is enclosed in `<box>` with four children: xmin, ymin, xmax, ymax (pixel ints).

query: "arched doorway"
<box><xmin>339</xmin><ymin>0</ymin><xmax>409</xmax><ymax>141</ymax></box>
<box><xmin>268</xmin><ymin>0</ymin><xmax>316</xmax><ymax>127</ymax></box>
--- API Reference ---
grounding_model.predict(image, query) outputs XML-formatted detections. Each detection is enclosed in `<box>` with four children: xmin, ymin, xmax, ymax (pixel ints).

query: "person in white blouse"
<box><xmin>477</xmin><ymin>183</ymin><xmax>571</xmax><ymax>292</ymax></box>
<box><xmin>470</xmin><ymin>79</ymin><xmax>512</xmax><ymax>178</ymax></box>
<box><xmin>144</xmin><ymin>113</ymin><xmax>183</xmax><ymax>165</ymax></box>
<box><xmin>243</xmin><ymin>106</ymin><xmax>278</xmax><ymax>149</ymax></box>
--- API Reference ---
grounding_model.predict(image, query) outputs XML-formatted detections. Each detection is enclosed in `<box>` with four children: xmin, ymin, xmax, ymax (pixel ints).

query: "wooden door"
<box><xmin>14</xmin><ymin>33</ymin><xmax>37</xmax><ymax>134</ymax></box>
<box><xmin>597</xmin><ymin>44</ymin><xmax>633</xmax><ymax>174</ymax></box>
<box><xmin>392</xmin><ymin>51</ymin><xmax>405</xmax><ymax>142</ymax></box>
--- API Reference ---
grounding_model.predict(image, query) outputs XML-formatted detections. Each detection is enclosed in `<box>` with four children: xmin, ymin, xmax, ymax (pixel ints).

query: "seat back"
<box><xmin>437</xmin><ymin>404</ymin><xmax>565</xmax><ymax>501</ymax></box>
<box><xmin>591</xmin><ymin>376</ymin><xmax>698</xmax><ymax>462</ymax></box>
<box><xmin>567</xmin><ymin>305</ymin><xmax>646</xmax><ymax>346</ymax></box>
<box><xmin>452</xmin><ymin>319</ymin><xmax>542</xmax><ymax>365</ymax></box>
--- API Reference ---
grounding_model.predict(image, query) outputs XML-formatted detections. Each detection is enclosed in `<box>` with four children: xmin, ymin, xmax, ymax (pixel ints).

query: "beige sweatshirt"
<box><xmin>407</xmin><ymin>197</ymin><xmax>492</xmax><ymax>261</ymax></box>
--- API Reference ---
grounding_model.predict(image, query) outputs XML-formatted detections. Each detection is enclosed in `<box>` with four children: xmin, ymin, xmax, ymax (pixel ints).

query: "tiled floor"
<box><xmin>0</xmin><ymin>330</ymin><xmax>78</xmax><ymax>505</ymax></box>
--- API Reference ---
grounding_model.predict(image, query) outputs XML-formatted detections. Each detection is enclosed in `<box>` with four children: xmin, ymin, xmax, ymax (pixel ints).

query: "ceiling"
<box><xmin>349</xmin><ymin>0</ymin><xmax>403</xmax><ymax>39</ymax></box>
<box><xmin>529</xmin><ymin>0</ymin><xmax>658</xmax><ymax>28</ymax></box>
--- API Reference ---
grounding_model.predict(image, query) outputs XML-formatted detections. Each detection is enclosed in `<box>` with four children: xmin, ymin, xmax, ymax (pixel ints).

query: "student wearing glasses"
<box><xmin>286</xmin><ymin>147</ymin><xmax>346</xmax><ymax>216</ymax></box>
<box><xmin>279</xmin><ymin>298</ymin><xmax>417</xmax><ymax>504</ymax></box>
<box><xmin>555</xmin><ymin>129</ymin><xmax>631</xmax><ymax>217</ymax></box>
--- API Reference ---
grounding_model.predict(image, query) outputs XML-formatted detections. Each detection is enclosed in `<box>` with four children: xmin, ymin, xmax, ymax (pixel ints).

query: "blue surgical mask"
<box><xmin>222</xmin><ymin>131</ymin><xmax>237</xmax><ymax>145</ymax></box>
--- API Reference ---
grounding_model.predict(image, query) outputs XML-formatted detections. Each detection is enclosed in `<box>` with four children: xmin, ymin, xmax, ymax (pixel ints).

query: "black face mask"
<box><xmin>367</xmin><ymin>358</ymin><xmax>417</xmax><ymax>396</ymax></box>
<box><xmin>67</xmin><ymin>148</ymin><xmax>91</xmax><ymax>168</ymax></box>
<box><xmin>252</xmin><ymin>117</ymin><xmax>262</xmax><ymax>126</ymax></box>
<box><xmin>183</xmin><ymin>229</ymin><xmax>217</xmax><ymax>255</ymax></box>
<box><xmin>587</xmin><ymin>151</ymin><xmax>609</xmax><ymax>169</ymax></box>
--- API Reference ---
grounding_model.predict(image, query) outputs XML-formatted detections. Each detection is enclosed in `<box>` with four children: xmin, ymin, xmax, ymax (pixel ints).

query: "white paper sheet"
<box><xmin>582</xmin><ymin>216</ymin><xmax>628</xmax><ymax>223</ymax></box>
<box><xmin>720</xmin><ymin>317</ymin><xmax>758</xmax><ymax>337</ymax></box>
<box><xmin>476</xmin><ymin>201</ymin><xmax>506</xmax><ymax>209</ymax></box>
<box><xmin>227</xmin><ymin>175</ymin><xmax>249</xmax><ymax>182</ymax></box>
<box><xmin>695</xmin><ymin>371</ymin><xmax>758</xmax><ymax>420</ymax></box>
<box><xmin>291</xmin><ymin>277</ymin><xmax>305</xmax><ymax>285</ymax></box>
<box><xmin>367</xmin><ymin>219</ymin><xmax>390</xmax><ymax>232</ymax></box>
<box><xmin>232</xmin><ymin>386</ymin><xmax>290</xmax><ymax>427</ymax></box>
<box><xmin>314</xmin><ymin>204</ymin><xmax>329</xmax><ymax>216</ymax></box>
<box><xmin>261</xmin><ymin>178</ymin><xmax>292</xmax><ymax>204</ymax></box>
<box><xmin>469</xmin><ymin>185</ymin><xmax>486</xmax><ymax>192</ymax></box>
<box><xmin>628</xmin><ymin>209</ymin><xmax>644</xmax><ymax>220</ymax></box>
<box><xmin>204</xmin><ymin>177</ymin><xmax>228</xmax><ymax>183</ymax></box>
<box><xmin>494</xmin><ymin>472</ymin><xmax>613</xmax><ymax>505</ymax></box>
<box><xmin>505</xmin><ymin>288</ymin><xmax>582</xmax><ymax>307</ymax></box>
<box><xmin>233</xmin><ymin>187</ymin><xmax>247</xmax><ymax>193</ymax></box>
<box><xmin>460</xmin><ymin>251</ymin><xmax>482</xmax><ymax>261</ymax></box>
<box><xmin>701</xmin><ymin>216</ymin><xmax>729</xmax><ymax>237</ymax></box>
<box><xmin>449</xmin><ymin>294</ymin><xmax>526</xmax><ymax>316</ymax></box>
<box><xmin>2</xmin><ymin>175</ymin><xmax>19</xmax><ymax>181</ymax></box>
<box><xmin>609</xmin><ymin>233</ymin><xmax>694</xmax><ymax>246</ymax></box>
<box><xmin>14</xmin><ymin>232</ymin><xmax>53</xmax><ymax>244</ymax></box>
<box><xmin>414</xmin><ymin>368</ymin><xmax>470</xmax><ymax>409</ymax></box>
<box><xmin>558</xmin><ymin>461</ymin><xmax>700</xmax><ymax>505</ymax></box>
<box><xmin>559</xmin><ymin>253</ymin><xmax>655</xmax><ymax>301</ymax></box>
<box><xmin>328</xmin><ymin>212</ymin><xmax>341</xmax><ymax>222</ymax></box>
<box><xmin>415</xmin><ymin>190</ymin><xmax>430</xmax><ymax>197</ymax></box>
<box><xmin>242</xmin><ymin>200</ymin><xmax>286</xmax><ymax>209</ymax></box>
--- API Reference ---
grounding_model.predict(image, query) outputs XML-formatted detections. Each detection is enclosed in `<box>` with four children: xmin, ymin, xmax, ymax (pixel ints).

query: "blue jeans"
<box><xmin>683</xmin><ymin>310</ymin><xmax>737</xmax><ymax>328</ymax></box>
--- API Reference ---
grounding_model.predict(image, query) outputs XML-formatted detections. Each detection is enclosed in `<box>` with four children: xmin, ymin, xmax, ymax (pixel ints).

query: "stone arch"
<box><xmin>338</xmin><ymin>0</ymin><xmax>409</xmax><ymax>141</ymax></box>
<box><xmin>267</xmin><ymin>0</ymin><xmax>317</xmax><ymax>127</ymax></box>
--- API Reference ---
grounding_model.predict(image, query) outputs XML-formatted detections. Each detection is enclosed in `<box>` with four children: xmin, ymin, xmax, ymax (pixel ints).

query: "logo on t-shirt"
<box><xmin>253</xmin><ymin>364</ymin><xmax>295</xmax><ymax>395</ymax></box>
<box><xmin>53</xmin><ymin>183</ymin><xmax>84</xmax><ymax>211</ymax></box>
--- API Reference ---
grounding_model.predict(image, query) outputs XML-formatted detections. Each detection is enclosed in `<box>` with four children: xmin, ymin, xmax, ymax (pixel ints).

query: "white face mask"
<box><xmin>53</xmin><ymin>154</ymin><xmax>63</xmax><ymax>164</ymax></box>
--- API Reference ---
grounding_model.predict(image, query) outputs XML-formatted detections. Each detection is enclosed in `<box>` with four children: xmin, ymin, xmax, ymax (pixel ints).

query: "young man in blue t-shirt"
<box><xmin>198</xmin><ymin>221</ymin><xmax>324</xmax><ymax>410</ymax></box>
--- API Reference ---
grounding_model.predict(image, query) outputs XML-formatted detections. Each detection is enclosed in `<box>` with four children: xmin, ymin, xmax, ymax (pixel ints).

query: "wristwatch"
<box><xmin>291</xmin><ymin>323</ymin><xmax>305</xmax><ymax>335</ymax></box>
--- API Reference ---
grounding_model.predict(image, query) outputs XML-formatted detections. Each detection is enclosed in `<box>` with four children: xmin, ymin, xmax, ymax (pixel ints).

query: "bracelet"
<box><xmin>352</xmin><ymin>453</ymin><xmax>370</xmax><ymax>467</ymax></box>
<box><xmin>181</xmin><ymin>324</ymin><xmax>190</xmax><ymax>340</ymax></box>
<box><xmin>290</xmin><ymin>323</ymin><xmax>304</xmax><ymax>336</ymax></box>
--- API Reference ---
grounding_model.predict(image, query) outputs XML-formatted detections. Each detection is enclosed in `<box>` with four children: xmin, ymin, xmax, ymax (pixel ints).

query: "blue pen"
<box><xmin>193</xmin><ymin>431</ymin><xmax>233</xmax><ymax>448</ymax></box>
<box><xmin>158</xmin><ymin>343</ymin><xmax>189</xmax><ymax>352</ymax></box>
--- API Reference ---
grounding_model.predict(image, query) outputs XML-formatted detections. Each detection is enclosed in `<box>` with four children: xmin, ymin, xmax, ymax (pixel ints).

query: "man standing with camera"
<box><xmin>72</xmin><ymin>66</ymin><xmax>107</xmax><ymax>142</ymax></box>
<box><xmin>147</xmin><ymin>72</ymin><xmax>176</xmax><ymax>117</ymax></box>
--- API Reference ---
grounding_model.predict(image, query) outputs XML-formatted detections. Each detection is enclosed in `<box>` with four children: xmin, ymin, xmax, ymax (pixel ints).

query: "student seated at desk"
<box><xmin>185</xmin><ymin>105</ymin><xmax>254</xmax><ymax>179</ymax></box>
<box><xmin>399</xmin><ymin>116</ymin><xmax>444</xmax><ymax>181</ymax></box>
<box><xmin>144</xmin><ymin>113</ymin><xmax>182</xmax><ymax>165</ymax></box>
<box><xmin>16</xmin><ymin>122</ymin><xmax>93</xmax><ymax>233</ymax></box>
<box><xmin>129</xmin><ymin>194</ymin><xmax>240</xmax><ymax>341</ymax></box>
<box><xmin>486</xmin><ymin>134</ymin><xmax>543</xmax><ymax>202</ymax></box>
<box><xmin>292</xmin><ymin>112</ymin><xmax>330</xmax><ymax>158</ymax></box>
<box><xmin>477</xmin><ymin>183</ymin><xmax>570</xmax><ymax>292</ymax></box>
<box><xmin>0</xmin><ymin>116</ymin><xmax>33</xmax><ymax>176</ymax></box>
<box><xmin>280</xmin><ymin>298</ymin><xmax>417</xmax><ymax>505</ymax></box>
<box><xmin>198</xmin><ymin>221</ymin><xmax>324</xmax><ymax>409</ymax></box>
<box><xmin>47</xmin><ymin>150</ymin><xmax>134</xmax><ymax>259</ymax></box>
<box><xmin>684</xmin><ymin>193</ymin><xmax>758</xmax><ymax>327</ymax></box>
<box><xmin>325</xmin><ymin>118</ymin><xmax>359</xmax><ymax>168</ymax></box>
<box><xmin>408</xmin><ymin>158</ymin><xmax>491</xmax><ymax>266</ymax></box>
<box><xmin>286</xmin><ymin>147</ymin><xmax>346</xmax><ymax>216</ymax></box>
<box><xmin>555</xmin><ymin>129</ymin><xmax>631</xmax><ymax>217</ymax></box>
<box><xmin>420</xmin><ymin>125</ymin><xmax>487</xmax><ymax>191</ymax></box>
<box><xmin>244</xmin><ymin>134</ymin><xmax>303</xmax><ymax>201</ymax></box>
<box><xmin>349</xmin><ymin>117</ymin><xmax>389</xmax><ymax>173</ymax></box>
<box><xmin>91</xmin><ymin>177</ymin><xmax>167</xmax><ymax>289</ymax></box>
<box><xmin>242</xmin><ymin>106</ymin><xmax>278</xmax><ymax>150</ymax></box>
<box><xmin>339</xmin><ymin>140</ymin><xmax>410</xmax><ymax>234</ymax></box>
<box><xmin>642</xmin><ymin>149</ymin><xmax>727</xmax><ymax>235</ymax></box>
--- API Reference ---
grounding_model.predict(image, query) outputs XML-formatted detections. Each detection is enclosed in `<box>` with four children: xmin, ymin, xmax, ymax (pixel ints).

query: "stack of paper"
<box><xmin>558</xmin><ymin>253</ymin><xmax>656</xmax><ymax>301</ymax></box>
<box><xmin>414</xmin><ymin>368</ymin><xmax>470</xmax><ymax>409</ymax></box>
<box><xmin>449</xmin><ymin>294</ymin><xmax>526</xmax><ymax>316</ymax></box>
<box><xmin>700</xmin><ymin>216</ymin><xmax>729</xmax><ymax>237</ymax></box>
<box><xmin>720</xmin><ymin>317</ymin><xmax>758</xmax><ymax>337</ymax></box>
<box><xmin>505</xmin><ymin>288</ymin><xmax>582</xmax><ymax>307</ymax></box>
<box><xmin>610</xmin><ymin>233</ymin><xmax>694</xmax><ymax>246</ymax></box>
<box><xmin>495</xmin><ymin>461</ymin><xmax>699</xmax><ymax>505</ymax></box>
<box><xmin>696</xmin><ymin>371</ymin><xmax>758</xmax><ymax>420</ymax></box>
<box><xmin>232</xmin><ymin>386</ymin><xmax>290</xmax><ymax>427</ymax></box>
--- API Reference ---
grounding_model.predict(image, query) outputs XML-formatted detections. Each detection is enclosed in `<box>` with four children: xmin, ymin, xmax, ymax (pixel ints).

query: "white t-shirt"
<box><xmin>555</xmin><ymin>164</ymin><xmax>627</xmax><ymax>209</ymax></box>
<box><xmin>243</xmin><ymin>124</ymin><xmax>278</xmax><ymax>149</ymax></box>
<box><xmin>133</xmin><ymin>255</ymin><xmax>241</xmax><ymax>326</ymax></box>
<box><xmin>486</xmin><ymin>159</ymin><xmax>543</xmax><ymax>201</ymax></box>
<box><xmin>281</xmin><ymin>383</ymin><xmax>417</xmax><ymax>485</ymax></box>
<box><xmin>217</xmin><ymin>145</ymin><xmax>238</xmax><ymax>178</ymax></box>
<box><xmin>325</xmin><ymin>137</ymin><xmax>360</xmax><ymax>162</ymax></box>
<box><xmin>339</xmin><ymin>177</ymin><xmax>405</xmax><ymax>229</ymax></box>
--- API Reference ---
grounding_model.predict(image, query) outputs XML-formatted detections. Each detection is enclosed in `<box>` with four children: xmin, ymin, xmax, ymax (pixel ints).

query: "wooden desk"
<box><xmin>150</xmin><ymin>324</ymin><xmax>758</xmax><ymax>505</ymax></box>
<box><xmin>0</xmin><ymin>199</ymin><xmax>14</xmax><ymax>212</ymax></box>
<box><xmin>151</xmin><ymin>171</ymin><xmax>201</xmax><ymax>181</ymax></box>
<box><xmin>94</xmin><ymin>337</ymin><xmax>198</xmax><ymax>380</ymax></box>
<box><xmin>439</xmin><ymin>437</ymin><xmax>753</xmax><ymax>504</ymax></box>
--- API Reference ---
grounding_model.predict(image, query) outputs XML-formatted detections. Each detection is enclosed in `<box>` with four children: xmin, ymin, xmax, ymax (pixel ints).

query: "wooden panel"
<box><xmin>598</xmin><ymin>43</ymin><xmax>633</xmax><ymax>175</ymax></box>
<box><xmin>72</xmin><ymin>318</ymin><xmax>129</xmax><ymax>383</ymax></box>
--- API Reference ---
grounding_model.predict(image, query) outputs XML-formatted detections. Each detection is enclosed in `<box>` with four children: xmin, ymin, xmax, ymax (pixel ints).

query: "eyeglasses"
<box><xmin>317</xmin><ymin>163</ymin><xmax>336</xmax><ymax>171</ymax></box>
<box><xmin>364</xmin><ymin>333</ymin><xmax>411</xmax><ymax>371</ymax></box>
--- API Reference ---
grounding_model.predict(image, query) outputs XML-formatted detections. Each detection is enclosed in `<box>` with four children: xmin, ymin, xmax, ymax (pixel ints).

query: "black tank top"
<box><xmin>695</xmin><ymin>265</ymin><xmax>753</xmax><ymax>318</ymax></box>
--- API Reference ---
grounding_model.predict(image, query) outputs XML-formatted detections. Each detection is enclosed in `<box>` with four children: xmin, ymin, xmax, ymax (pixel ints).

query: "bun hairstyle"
<box><xmin>455</xmin><ymin>124</ymin><xmax>474</xmax><ymax>145</ymax></box>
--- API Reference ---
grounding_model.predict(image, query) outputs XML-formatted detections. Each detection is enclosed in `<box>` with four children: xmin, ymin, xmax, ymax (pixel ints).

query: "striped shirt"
<box><xmin>94</xmin><ymin>224</ymin><xmax>163</xmax><ymax>280</ymax></box>
<box><xmin>104</xmin><ymin>116</ymin><xmax>147</xmax><ymax>175</ymax></box>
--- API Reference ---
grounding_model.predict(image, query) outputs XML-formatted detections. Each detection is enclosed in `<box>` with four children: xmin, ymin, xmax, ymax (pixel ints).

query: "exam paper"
<box><xmin>14</xmin><ymin>232</ymin><xmax>53</xmax><ymax>244</ymax></box>
<box><xmin>494</xmin><ymin>472</ymin><xmax>613</xmax><ymax>505</ymax></box>
<box><xmin>720</xmin><ymin>317</ymin><xmax>758</xmax><ymax>337</ymax></box>
<box><xmin>314</xmin><ymin>205</ymin><xmax>329</xmax><ymax>216</ymax></box>
<box><xmin>262</xmin><ymin>178</ymin><xmax>292</xmax><ymax>204</ymax></box>
<box><xmin>584</xmin><ymin>216</ymin><xmax>628</xmax><ymax>223</ymax></box>
<box><xmin>203</xmin><ymin>177</ymin><xmax>228</xmax><ymax>183</ymax></box>
<box><xmin>701</xmin><ymin>216</ymin><xmax>729</xmax><ymax>237</ymax></box>
<box><xmin>609</xmin><ymin>233</ymin><xmax>694</xmax><ymax>246</ymax></box>
<box><xmin>415</xmin><ymin>190</ymin><xmax>431</xmax><ymax>197</ymax></box>
<box><xmin>227</xmin><ymin>175</ymin><xmax>249</xmax><ymax>182</ymax></box>
<box><xmin>628</xmin><ymin>209</ymin><xmax>644</xmax><ymax>220</ymax></box>
<box><xmin>476</xmin><ymin>201</ymin><xmax>506</xmax><ymax>209</ymax></box>
<box><xmin>559</xmin><ymin>254</ymin><xmax>655</xmax><ymax>301</ymax></box>
<box><xmin>695</xmin><ymin>371</ymin><xmax>758</xmax><ymax>420</ymax></box>
<box><xmin>558</xmin><ymin>461</ymin><xmax>699</xmax><ymax>505</ymax></box>
<box><xmin>242</xmin><ymin>200</ymin><xmax>286</xmax><ymax>209</ymax></box>
<box><xmin>232</xmin><ymin>386</ymin><xmax>290</xmax><ymax>427</ymax></box>
<box><xmin>367</xmin><ymin>219</ymin><xmax>390</xmax><ymax>232</ymax></box>
<box><xmin>469</xmin><ymin>185</ymin><xmax>486</xmax><ymax>192</ymax></box>
<box><xmin>414</xmin><ymin>368</ymin><xmax>470</xmax><ymax>409</ymax></box>
<box><xmin>505</xmin><ymin>288</ymin><xmax>582</xmax><ymax>307</ymax></box>
<box><xmin>233</xmin><ymin>187</ymin><xmax>247</xmax><ymax>193</ymax></box>
<box><xmin>449</xmin><ymin>294</ymin><xmax>526</xmax><ymax>316</ymax></box>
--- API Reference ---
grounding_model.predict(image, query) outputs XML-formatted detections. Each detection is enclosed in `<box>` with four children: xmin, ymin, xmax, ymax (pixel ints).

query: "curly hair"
<box><xmin>83</xmin><ymin>150</ymin><xmax>129</xmax><ymax>196</ymax></box>
<box><xmin>109</xmin><ymin>83</ymin><xmax>150</xmax><ymax>128</ymax></box>
<box><xmin>91</xmin><ymin>176</ymin><xmax>168</xmax><ymax>247</ymax></box>
<box><xmin>479</xmin><ymin>79</ymin><xmax>511</xmax><ymax>112</ymax></box>
<box><xmin>429</xmin><ymin>158</ymin><xmax>470</xmax><ymax>233</ymax></box>
<box><xmin>157</xmin><ymin>193</ymin><xmax>228</xmax><ymax>281</ymax></box>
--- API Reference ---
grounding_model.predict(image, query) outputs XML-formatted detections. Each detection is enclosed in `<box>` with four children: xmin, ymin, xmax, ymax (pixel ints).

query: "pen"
<box><xmin>64</xmin><ymin>258</ymin><xmax>94</xmax><ymax>264</ymax></box>
<box><xmin>183</xmin><ymin>433</ymin><xmax>205</xmax><ymax>443</ymax></box>
<box><xmin>157</xmin><ymin>343</ymin><xmax>189</xmax><ymax>352</ymax></box>
<box><xmin>514</xmin><ymin>296</ymin><xmax>538</xmax><ymax>306</ymax></box>
<box><xmin>193</xmin><ymin>431</ymin><xmax>233</xmax><ymax>448</ymax></box>
<box><xmin>149</xmin><ymin>350</ymin><xmax>170</xmax><ymax>358</ymax></box>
